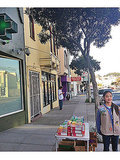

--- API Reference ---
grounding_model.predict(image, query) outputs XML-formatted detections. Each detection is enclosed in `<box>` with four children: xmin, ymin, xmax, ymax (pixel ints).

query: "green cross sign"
<box><xmin>0</xmin><ymin>13</ymin><xmax>18</xmax><ymax>40</ymax></box>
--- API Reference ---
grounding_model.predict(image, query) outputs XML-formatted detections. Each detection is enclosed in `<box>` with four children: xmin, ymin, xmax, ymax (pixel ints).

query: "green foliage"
<box><xmin>26</xmin><ymin>8</ymin><xmax>120</xmax><ymax>57</ymax></box>
<box><xmin>70</xmin><ymin>55</ymin><xmax>100</xmax><ymax>75</ymax></box>
<box><xmin>85</xmin><ymin>98</ymin><xmax>89</xmax><ymax>103</ymax></box>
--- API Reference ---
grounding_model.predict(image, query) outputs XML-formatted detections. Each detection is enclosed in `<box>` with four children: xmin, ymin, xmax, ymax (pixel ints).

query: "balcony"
<box><xmin>40</xmin><ymin>52</ymin><xmax>59</xmax><ymax>69</ymax></box>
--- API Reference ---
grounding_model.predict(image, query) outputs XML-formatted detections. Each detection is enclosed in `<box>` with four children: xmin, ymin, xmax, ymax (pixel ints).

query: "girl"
<box><xmin>96</xmin><ymin>91</ymin><xmax>120</xmax><ymax>151</ymax></box>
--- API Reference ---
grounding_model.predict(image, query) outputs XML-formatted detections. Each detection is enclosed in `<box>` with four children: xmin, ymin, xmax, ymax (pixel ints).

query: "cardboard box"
<box><xmin>74</xmin><ymin>146</ymin><xmax>86</xmax><ymax>151</ymax></box>
<box><xmin>75</xmin><ymin>140</ymin><xmax>86</xmax><ymax>146</ymax></box>
<box><xmin>74</xmin><ymin>140</ymin><xmax>87</xmax><ymax>151</ymax></box>
<box><xmin>58</xmin><ymin>140</ymin><xmax>75</xmax><ymax>151</ymax></box>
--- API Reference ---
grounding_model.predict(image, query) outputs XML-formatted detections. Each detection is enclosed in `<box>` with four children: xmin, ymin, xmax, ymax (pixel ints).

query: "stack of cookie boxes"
<box><xmin>57</xmin><ymin>116</ymin><xmax>85</xmax><ymax>137</ymax></box>
<box><xmin>71</xmin><ymin>121</ymin><xmax>85</xmax><ymax>137</ymax></box>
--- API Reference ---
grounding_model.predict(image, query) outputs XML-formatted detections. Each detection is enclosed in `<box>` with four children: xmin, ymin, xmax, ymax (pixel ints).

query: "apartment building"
<box><xmin>24</xmin><ymin>9</ymin><xmax>59</xmax><ymax>122</ymax></box>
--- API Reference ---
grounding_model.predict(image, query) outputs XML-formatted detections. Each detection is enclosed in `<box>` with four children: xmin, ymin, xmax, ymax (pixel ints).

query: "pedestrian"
<box><xmin>58</xmin><ymin>86</ymin><xmax>64</xmax><ymax>110</ymax></box>
<box><xmin>96</xmin><ymin>91</ymin><xmax>120</xmax><ymax>151</ymax></box>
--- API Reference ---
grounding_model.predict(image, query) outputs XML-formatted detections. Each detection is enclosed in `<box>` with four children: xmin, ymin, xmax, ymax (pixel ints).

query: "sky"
<box><xmin>91</xmin><ymin>25</ymin><xmax>120</xmax><ymax>76</ymax></box>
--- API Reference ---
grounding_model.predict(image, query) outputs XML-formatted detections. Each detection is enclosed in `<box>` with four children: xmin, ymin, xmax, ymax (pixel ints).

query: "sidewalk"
<box><xmin>0</xmin><ymin>95</ymin><xmax>119</xmax><ymax>151</ymax></box>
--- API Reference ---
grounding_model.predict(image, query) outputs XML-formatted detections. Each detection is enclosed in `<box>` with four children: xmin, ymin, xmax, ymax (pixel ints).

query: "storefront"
<box><xmin>42</xmin><ymin>71</ymin><xmax>57</xmax><ymax>110</ymax></box>
<box><xmin>61</xmin><ymin>75</ymin><xmax>71</xmax><ymax>100</ymax></box>
<box><xmin>0</xmin><ymin>54</ymin><xmax>27</xmax><ymax>131</ymax></box>
<box><xmin>0</xmin><ymin>8</ymin><xmax>27</xmax><ymax>131</ymax></box>
<box><xmin>71</xmin><ymin>77</ymin><xmax>82</xmax><ymax>97</ymax></box>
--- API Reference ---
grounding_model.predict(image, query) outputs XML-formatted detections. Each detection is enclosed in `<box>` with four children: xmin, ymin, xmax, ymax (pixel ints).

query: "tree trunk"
<box><xmin>83</xmin><ymin>55</ymin><xmax>99</xmax><ymax>120</ymax></box>
<box><xmin>89</xmin><ymin>64</ymin><xmax>99</xmax><ymax>119</ymax></box>
<box><xmin>87</xmin><ymin>69</ymin><xmax>91</xmax><ymax>103</ymax></box>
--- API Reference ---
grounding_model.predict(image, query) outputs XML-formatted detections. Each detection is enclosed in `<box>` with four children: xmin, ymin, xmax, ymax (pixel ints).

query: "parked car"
<box><xmin>112</xmin><ymin>92</ymin><xmax>120</xmax><ymax>106</ymax></box>
<box><xmin>99</xmin><ymin>88</ymin><xmax>114</xmax><ymax>105</ymax></box>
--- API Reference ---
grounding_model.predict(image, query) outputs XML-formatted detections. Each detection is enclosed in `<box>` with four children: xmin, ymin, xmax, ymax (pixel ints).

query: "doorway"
<box><xmin>29</xmin><ymin>71</ymin><xmax>41</xmax><ymax>120</ymax></box>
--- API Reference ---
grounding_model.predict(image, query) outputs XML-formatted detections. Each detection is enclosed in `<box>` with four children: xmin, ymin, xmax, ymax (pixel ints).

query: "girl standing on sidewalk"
<box><xmin>96</xmin><ymin>91</ymin><xmax>120</xmax><ymax>151</ymax></box>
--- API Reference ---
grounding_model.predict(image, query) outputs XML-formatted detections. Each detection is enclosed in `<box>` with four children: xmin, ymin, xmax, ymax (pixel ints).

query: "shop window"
<box><xmin>42</xmin><ymin>81</ymin><xmax>46</xmax><ymax>107</ymax></box>
<box><xmin>53</xmin><ymin>82</ymin><xmax>57</xmax><ymax>101</ymax></box>
<box><xmin>0</xmin><ymin>57</ymin><xmax>23</xmax><ymax>117</ymax></box>
<box><xmin>42</xmin><ymin>71</ymin><xmax>57</xmax><ymax>107</ymax></box>
<box><xmin>47</xmin><ymin>81</ymin><xmax>49</xmax><ymax>104</ymax></box>
<box><xmin>51</xmin><ymin>75</ymin><xmax>57</xmax><ymax>101</ymax></box>
<box><xmin>52</xmin><ymin>82</ymin><xmax>54</xmax><ymax>101</ymax></box>
<box><xmin>29</xmin><ymin>15</ymin><xmax>35</xmax><ymax>40</ymax></box>
<box><xmin>42</xmin><ymin>72</ymin><xmax>50</xmax><ymax>107</ymax></box>
<box><xmin>45</xmin><ymin>81</ymin><xmax>49</xmax><ymax>105</ymax></box>
<box><xmin>48</xmin><ymin>82</ymin><xmax>51</xmax><ymax>103</ymax></box>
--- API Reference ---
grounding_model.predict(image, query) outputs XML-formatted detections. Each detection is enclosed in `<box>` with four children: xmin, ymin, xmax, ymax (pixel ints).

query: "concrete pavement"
<box><xmin>0</xmin><ymin>95</ymin><xmax>119</xmax><ymax>151</ymax></box>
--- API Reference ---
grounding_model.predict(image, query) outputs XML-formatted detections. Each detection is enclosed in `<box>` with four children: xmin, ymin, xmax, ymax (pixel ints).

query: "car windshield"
<box><xmin>112</xmin><ymin>93</ymin><xmax>120</xmax><ymax>100</ymax></box>
<box><xmin>98</xmin><ymin>89</ymin><xmax>113</xmax><ymax>95</ymax></box>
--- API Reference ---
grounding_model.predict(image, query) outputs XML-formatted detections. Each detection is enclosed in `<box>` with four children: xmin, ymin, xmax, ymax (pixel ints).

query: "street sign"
<box><xmin>0</xmin><ymin>13</ymin><xmax>18</xmax><ymax>40</ymax></box>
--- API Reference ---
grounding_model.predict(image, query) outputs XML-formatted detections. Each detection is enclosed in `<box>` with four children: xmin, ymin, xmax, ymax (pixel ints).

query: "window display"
<box><xmin>0</xmin><ymin>57</ymin><xmax>23</xmax><ymax>117</ymax></box>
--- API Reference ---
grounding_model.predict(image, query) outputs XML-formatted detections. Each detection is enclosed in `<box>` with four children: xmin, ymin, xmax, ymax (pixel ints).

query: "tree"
<box><xmin>26</xmin><ymin>8</ymin><xmax>120</xmax><ymax>116</ymax></box>
<box><xmin>70</xmin><ymin>55</ymin><xmax>101</xmax><ymax>75</ymax></box>
<box><xmin>70</xmin><ymin>55</ymin><xmax>101</xmax><ymax>103</ymax></box>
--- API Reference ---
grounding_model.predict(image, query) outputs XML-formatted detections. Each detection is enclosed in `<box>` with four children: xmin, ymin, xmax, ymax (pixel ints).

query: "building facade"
<box><xmin>0</xmin><ymin>8</ymin><xmax>28</xmax><ymax>131</ymax></box>
<box><xmin>24</xmin><ymin>9</ymin><xmax>59</xmax><ymax>122</ymax></box>
<box><xmin>58</xmin><ymin>47</ymin><xmax>71</xmax><ymax>99</ymax></box>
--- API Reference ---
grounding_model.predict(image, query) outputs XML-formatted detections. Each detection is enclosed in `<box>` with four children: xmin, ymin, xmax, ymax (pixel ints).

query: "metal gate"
<box><xmin>29</xmin><ymin>71</ymin><xmax>41</xmax><ymax>119</ymax></box>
